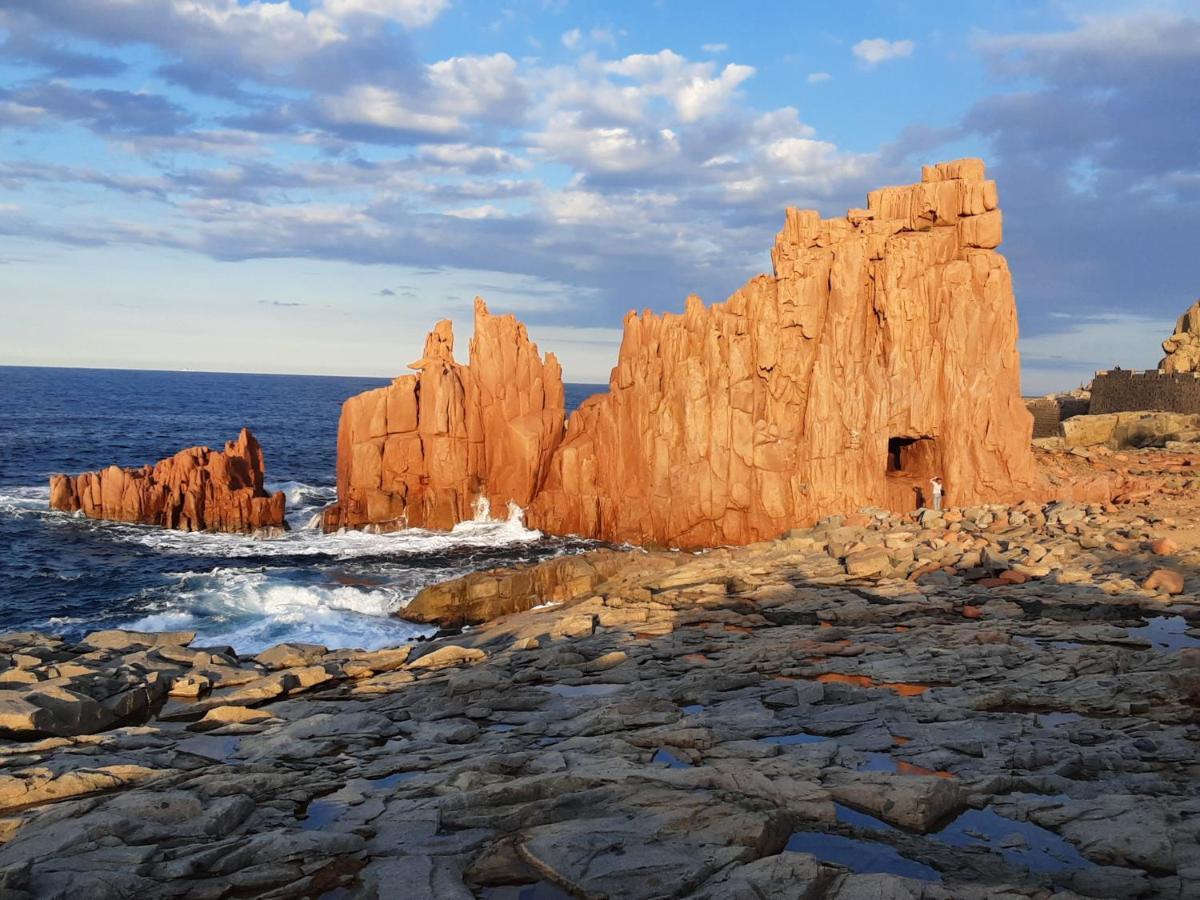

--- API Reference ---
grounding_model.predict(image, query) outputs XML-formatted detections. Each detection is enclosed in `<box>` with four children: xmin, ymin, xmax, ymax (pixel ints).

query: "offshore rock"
<box><xmin>322</xmin><ymin>298</ymin><xmax>564</xmax><ymax>532</ymax></box>
<box><xmin>49</xmin><ymin>428</ymin><xmax>285</xmax><ymax>533</ymax></box>
<box><xmin>1159</xmin><ymin>299</ymin><xmax>1200</xmax><ymax>373</ymax></box>
<box><xmin>332</xmin><ymin>160</ymin><xmax>1045</xmax><ymax>548</ymax></box>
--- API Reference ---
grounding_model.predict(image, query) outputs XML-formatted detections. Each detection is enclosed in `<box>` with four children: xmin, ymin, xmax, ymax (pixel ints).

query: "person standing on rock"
<box><xmin>930</xmin><ymin>476</ymin><xmax>944</xmax><ymax>512</ymax></box>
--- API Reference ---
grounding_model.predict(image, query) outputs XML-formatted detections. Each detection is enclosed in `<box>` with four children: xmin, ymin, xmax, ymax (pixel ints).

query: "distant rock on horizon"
<box><xmin>49</xmin><ymin>427</ymin><xmax>287</xmax><ymax>534</ymax></box>
<box><xmin>327</xmin><ymin>158</ymin><xmax>1049</xmax><ymax>548</ymax></box>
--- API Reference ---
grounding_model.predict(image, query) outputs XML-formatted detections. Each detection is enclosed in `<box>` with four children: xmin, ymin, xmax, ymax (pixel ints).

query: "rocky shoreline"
<box><xmin>2</xmin><ymin>448</ymin><xmax>1199</xmax><ymax>898</ymax></box>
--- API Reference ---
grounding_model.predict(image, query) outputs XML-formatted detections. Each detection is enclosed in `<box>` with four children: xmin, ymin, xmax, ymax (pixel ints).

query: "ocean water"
<box><xmin>0</xmin><ymin>367</ymin><xmax>602</xmax><ymax>654</ymax></box>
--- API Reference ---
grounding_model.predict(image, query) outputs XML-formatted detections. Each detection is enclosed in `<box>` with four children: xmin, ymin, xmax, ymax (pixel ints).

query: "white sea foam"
<box><xmin>122</xmin><ymin>568</ymin><xmax>434</xmax><ymax>654</ymax></box>
<box><xmin>0</xmin><ymin>485</ymin><xmax>51</xmax><ymax>516</ymax></box>
<box><xmin>121</xmin><ymin>495</ymin><xmax>542</xmax><ymax>559</ymax></box>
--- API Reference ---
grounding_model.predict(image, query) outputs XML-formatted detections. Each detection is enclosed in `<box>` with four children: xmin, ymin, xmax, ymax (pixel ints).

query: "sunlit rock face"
<box><xmin>321</xmin><ymin>298</ymin><xmax>565</xmax><ymax>532</ymax></box>
<box><xmin>1159</xmin><ymin>299</ymin><xmax>1200</xmax><ymax>373</ymax></box>
<box><xmin>329</xmin><ymin>159</ymin><xmax>1044</xmax><ymax>547</ymax></box>
<box><xmin>49</xmin><ymin>428</ymin><xmax>286</xmax><ymax>533</ymax></box>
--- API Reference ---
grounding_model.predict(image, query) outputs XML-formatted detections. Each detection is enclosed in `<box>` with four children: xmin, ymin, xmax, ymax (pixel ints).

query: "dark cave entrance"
<box><xmin>884</xmin><ymin>435</ymin><xmax>941</xmax><ymax>510</ymax></box>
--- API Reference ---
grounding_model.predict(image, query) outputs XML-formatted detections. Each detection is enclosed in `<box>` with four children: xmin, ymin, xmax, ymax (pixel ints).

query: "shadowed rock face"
<box><xmin>328</xmin><ymin>159</ymin><xmax>1044</xmax><ymax>547</ymax></box>
<box><xmin>49</xmin><ymin>427</ymin><xmax>286</xmax><ymax>533</ymax></box>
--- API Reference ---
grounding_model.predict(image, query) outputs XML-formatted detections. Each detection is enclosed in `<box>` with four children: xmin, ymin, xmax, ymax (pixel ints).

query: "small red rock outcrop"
<box><xmin>49</xmin><ymin>428</ymin><xmax>286</xmax><ymax>533</ymax></box>
<box><xmin>328</xmin><ymin>159</ymin><xmax>1048</xmax><ymax>548</ymax></box>
<box><xmin>321</xmin><ymin>299</ymin><xmax>564</xmax><ymax>531</ymax></box>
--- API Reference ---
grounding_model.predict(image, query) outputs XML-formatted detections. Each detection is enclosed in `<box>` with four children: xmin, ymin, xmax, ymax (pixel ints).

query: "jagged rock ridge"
<box><xmin>328</xmin><ymin>159</ymin><xmax>1044</xmax><ymax>548</ymax></box>
<box><xmin>321</xmin><ymin>299</ymin><xmax>565</xmax><ymax>532</ymax></box>
<box><xmin>49</xmin><ymin>428</ymin><xmax>286</xmax><ymax>533</ymax></box>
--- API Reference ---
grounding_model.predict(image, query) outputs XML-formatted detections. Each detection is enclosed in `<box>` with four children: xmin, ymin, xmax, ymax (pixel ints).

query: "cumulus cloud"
<box><xmin>320</xmin><ymin>0</ymin><xmax>449</xmax><ymax>27</ymax></box>
<box><xmin>940</xmin><ymin>10</ymin><xmax>1200</xmax><ymax>376</ymax></box>
<box><xmin>852</xmin><ymin>38</ymin><xmax>915</xmax><ymax>66</ymax></box>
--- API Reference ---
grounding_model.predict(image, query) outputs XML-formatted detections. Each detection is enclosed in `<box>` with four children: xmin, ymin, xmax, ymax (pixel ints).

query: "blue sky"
<box><xmin>0</xmin><ymin>0</ymin><xmax>1197</xmax><ymax>392</ymax></box>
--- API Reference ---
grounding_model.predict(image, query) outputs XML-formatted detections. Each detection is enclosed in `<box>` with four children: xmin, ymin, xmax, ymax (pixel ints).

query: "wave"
<box><xmin>0</xmin><ymin>485</ymin><xmax>51</xmax><ymax>517</ymax></box>
<box><xmin>121</xmin><ymin>568</ymin><xmax>434</xmax><ymax>654</ymax></box>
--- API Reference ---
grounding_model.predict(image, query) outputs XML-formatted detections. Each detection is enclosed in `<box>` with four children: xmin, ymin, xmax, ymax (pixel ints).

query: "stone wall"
<box><xmin>1089</xmin><ymin>370</ymin><xmax>1200</xmax><ymax>415</ymax></box>
<box><xmin>1025</xmin><ymin>396</ymin><xmax>1091</xmax><ymax>438</ymax></box>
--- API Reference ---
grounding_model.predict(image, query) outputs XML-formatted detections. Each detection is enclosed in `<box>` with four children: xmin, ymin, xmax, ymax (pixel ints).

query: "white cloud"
<box><xmin>316</xmin><ymin>84</ymin><xmax>464</xmax><ymax>135</ymax></box>
<box><xmin>428</xmin><ymin>53</ymin><xmax>527</xmax><ymax>122</ymax></box>
<box><xmin>320</xmin><ymin>0</ymin><xmax>449</xmax><ymax>27</ymax></box>
<box><xmin>535</xmin><ymin>112</ymin><xmax>682</xmax><ymax>173</ymax></box>
<box><xmin>852</xmin><ymin>38</ymin><xmax>915</xmax><ymax>67</ymax></box>
<box><xmin>604</xmin><ymin>50</ymin><xmax>755</xmax><ymax>122</ymax></box>
<box><xmin>807</xmin><ymin>71</ymin><xmax>831</xmax><ymax>83</ymax></box>
<box><xmin>561</xmin><ymin>28</ymin><xmax>582</xmax><ymax>49</ymax></box>
<box><xmin>419</xmin><ymin>144</ymin><xmax>531</xmax><ymax>172</ymax></box>
<box><xmin>701</xmin><ymin>43</ymin><xmax>728</xmax><ymax>54</ymax></box>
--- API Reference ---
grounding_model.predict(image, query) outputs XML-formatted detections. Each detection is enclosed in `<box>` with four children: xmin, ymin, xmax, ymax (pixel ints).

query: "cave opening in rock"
<box><xmin>884</xmin><ymin>436</ymin><xmax>941</xmax><ymax>510</ymax></box>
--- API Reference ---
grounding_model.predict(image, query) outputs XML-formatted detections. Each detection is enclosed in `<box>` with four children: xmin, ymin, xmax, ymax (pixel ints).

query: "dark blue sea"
<box><xmin>0</xmin><ymin>367</ymin><xmax>601</xmax><ymax>653</ymax></box>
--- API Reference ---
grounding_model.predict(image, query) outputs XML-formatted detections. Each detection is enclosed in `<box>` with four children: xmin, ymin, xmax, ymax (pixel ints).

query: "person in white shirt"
<box><xmin>930</xmin><ymin>476</ymin><xmax>944</xmax><ymax>512</ymax></box>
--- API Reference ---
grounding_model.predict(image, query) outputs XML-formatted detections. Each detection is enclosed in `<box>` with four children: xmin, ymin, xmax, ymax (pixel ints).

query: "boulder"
<box><xmin>1143</xmin><ymin>568</ymin><xmax>1185</xmax><ymax>595</ymax></box>
<box><xmin>49</xmin><ymin>428</ymin><xmax>286</xmax><ymax>533</ymax></box>
<box><xmin>1159</xmin><ymin>298</ymin><xmax>1200</xmax><ymax>373</ymax></box>
<box><xmin>1060</xmin><ymin>412</ymin><xmax>1200</xmax><ymax>450</ymax></box>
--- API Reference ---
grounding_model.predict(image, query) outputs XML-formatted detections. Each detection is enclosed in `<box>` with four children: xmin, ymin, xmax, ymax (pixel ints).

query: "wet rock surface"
<box><xmin>5</xmin><ymin>449</ymin><xmax>1200</xmax><ymax>897</ymax></box>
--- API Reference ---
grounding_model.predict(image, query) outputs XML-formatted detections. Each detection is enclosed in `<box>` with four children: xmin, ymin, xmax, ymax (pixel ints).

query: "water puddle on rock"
<box><xmin>652</xmin><ymin>748</ymin><xmax>692</xmax><ymax>769</ymax></box>
<box><xmin>480</xmin><ymin>881</ymin><xmax>574</xmax><ymax>899</ymax></box>
<box><xmin>1129</xmin><ymin>616</ymin><xmax>1200</xmax><ymax>651</ymax></box>
<box><xmin>542</xmin><ymin>683</ymin><xmax>626</xmax><ymax>698</ymax></box>
<box><xmin>176</xmin><ymin>735</ymin><xmax>242</xmax><ymax>763</ymax></box>
<box><xmin>678</xmin><ymin>704</ymin><xmax>706</xmax><ymax>715</ymax></box>
<box><xmin>300</xmin><ymin>798</ymin><xmax>345</xmax><ymax>830</ymax></box>
<box><xmin>934</xmin><ymin>806</ymin><xmax>1094</xmax><ymax>873</ymax></box>
<box><xmin>784</xmin><ymin>831</ymin><xmax>940</xmax><ymax>882</ymax></box>
<box><xmin>761</xmin><ymin>731</ymin><xmax>828</xmax><ymax>746</ymax></box>
<box><xmin>363</xmin><ymin>772</ymin><xmax>418</xmax><ymax>789</ymax></box>
<box><xmin>1034</xmin><ymin>712</ymin><xmax>1084</xmax><ymax>728</ymax></box>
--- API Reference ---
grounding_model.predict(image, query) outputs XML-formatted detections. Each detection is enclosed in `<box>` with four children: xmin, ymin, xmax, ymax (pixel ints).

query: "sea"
<box><xmin>0</xmin><ymin>366</ymin><xmax>602</xmax><ymax>654</ymax></box>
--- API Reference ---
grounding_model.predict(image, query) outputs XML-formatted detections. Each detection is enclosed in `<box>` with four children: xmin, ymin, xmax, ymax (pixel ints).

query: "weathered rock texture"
<box><xmin>1160</xmin><ymin>299</ymin><xmax>1200</xmax><ymax>373</ymax></box>
<box><xmin>330</xmin><ymin>160</ymin><xmax>1044</xmax><ymax>547</ymax></box>
<box><xmin>321</xmin><ymin>299</ymin><xmax>564</xmax><ymax>532</ymax></box>
<box><xmin>49</xmin><ymin>428</ymin><xmax>286</xmax><ymax>533</ymax></box>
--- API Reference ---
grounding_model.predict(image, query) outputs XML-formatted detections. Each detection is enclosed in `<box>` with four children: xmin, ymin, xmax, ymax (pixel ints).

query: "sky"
<box><xmin>0</xmin><ymin>1</ymin><xmax>1197</xmax><ymax>393</ymax></box>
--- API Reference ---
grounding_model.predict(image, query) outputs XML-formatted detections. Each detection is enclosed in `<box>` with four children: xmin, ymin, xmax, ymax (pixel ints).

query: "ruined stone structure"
<box><xmin>49</xmin><ymin>428</ymin><xmax>286</xmax><ymax>533</ymax></box>
<box><xmin>1089</xmin><ymin>369</ymin><xmax>1200</xmax><ymax>416</ymax></box>
<box><xmin>1025</xmin><ymin>394</ymin><xmax>1091</xmax><ymax>438</ymax></box>
<box><xmin>327</xmin><ymin>159</ymin><xmax>1045</xmax><ymax>548</ymax></box>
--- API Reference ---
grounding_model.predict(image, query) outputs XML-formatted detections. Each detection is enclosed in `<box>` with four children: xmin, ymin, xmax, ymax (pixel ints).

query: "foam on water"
<box><xmin>4</xmin><ymin>485</ymin><xmax>576</xmax><ymax>655</ymax></box>
<box><xmin>123</xmin><ymin>568</ymin><xmax>433</xmax><ymax>654</ymax></box>
<box><xmin>131</xmin><ymin>495</ymin><xmax>541</xmax><ymax>559</ymax></box>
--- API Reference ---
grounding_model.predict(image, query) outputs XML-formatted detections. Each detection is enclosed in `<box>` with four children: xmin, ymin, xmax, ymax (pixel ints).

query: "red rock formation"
<box><xmin>321</xmin><ymin>299</ymin><xmax>565</xmax><ymax>531</ymax></box>
<box><xmin>329</xmin><ymin>159</ymin><xmax>1047</xmax><ymax>548</ymax></box>
<box><xmin>49</xmin><ymin>428</ymin><xmax>286</xmax><ymax>533</ymax></box>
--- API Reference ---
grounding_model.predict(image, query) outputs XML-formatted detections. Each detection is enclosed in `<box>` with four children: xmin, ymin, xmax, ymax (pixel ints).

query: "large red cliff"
<box><xmin>327</xmin><ymin>159</ymin><xmax>1045</xmax><ymax>548</ymax></box>
<box><xmin>320</xmin><ymin>299</ymin><xmax>565</xmax><ymax>531</ymax></box>
<box><xmin>49</xmin><ymin>428</ymin><xmax>286</xmax><ymax>533</ymax></box>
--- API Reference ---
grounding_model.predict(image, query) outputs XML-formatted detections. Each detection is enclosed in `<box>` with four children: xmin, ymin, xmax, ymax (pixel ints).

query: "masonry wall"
<box><xmin>1089</xmin><ymin>370</ymin><xmax>1200</xmax><ymax>414</ymax></box>
<box><xmin>1024</xmin><ymin>396</ymin><xmax>1091</xmax><ymax>438</ymax></box>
